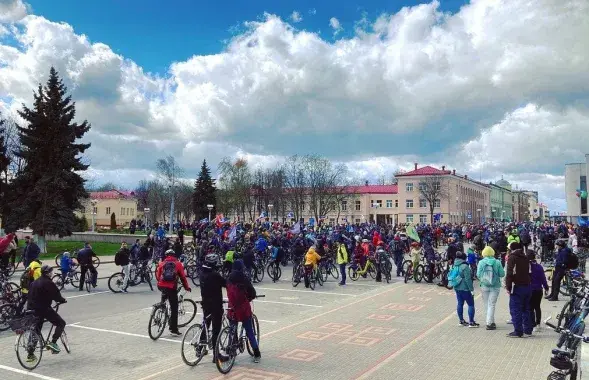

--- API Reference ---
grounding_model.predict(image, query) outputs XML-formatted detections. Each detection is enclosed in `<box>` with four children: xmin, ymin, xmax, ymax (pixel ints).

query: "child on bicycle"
<box><xmin>59</xmin><ymin>252</ymin><xmax>74</xmax><ymax>282</ymax></box>
<box><xmin>410</xmin><ymin>242</ymin><xmax>422</xmax><ymax>277</ymax></box>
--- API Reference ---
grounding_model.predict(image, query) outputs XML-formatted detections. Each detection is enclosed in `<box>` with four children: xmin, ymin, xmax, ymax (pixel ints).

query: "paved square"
<box><xmin>211</xmin><ymin>368</ymin><xmax>293</xmax><ymax>380</ymax></box>
<box><xmin>366</xmin><ymin>314</ymin><xmax>396</xmax><ymax>321</ymax></box>
<box><xmin>380</xmin><ymin>302</ymin><xmax>425</xmax><ymax>311</ymax></box>
<box><xmin>279</xmin><ymin>349</ymin><xmax>324</xmax><ymax>362</ymax></box>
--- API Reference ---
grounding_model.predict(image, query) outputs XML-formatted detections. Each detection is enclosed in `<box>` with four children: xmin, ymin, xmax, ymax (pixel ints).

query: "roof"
<box><xmin>348</xmin><ymin>184</ymin><xmax>398</xmax><ymax>194</ymax></box>
<box><xmin>89</xmin><ymin>189</ymin><xmax>136</xmax><ymax>200</ymax></box>
<box><xmin>395</xmin><ymin>165</ymin><xmax>452</xmax><ymax>177</ymax></box>
<box><xmin>496</xmin><ymin>179</ymin><xmax>511</xmax><ymax>187</ymax></box>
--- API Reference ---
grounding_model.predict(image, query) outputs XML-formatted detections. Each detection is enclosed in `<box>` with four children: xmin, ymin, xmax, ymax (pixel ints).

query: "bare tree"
<box><xmin>218</xmin><ymin>158</ymin><xmax>253</xmax><ymax>221</ymax></box>
<box><xmin>304</xmin><ymin>155</ymin><xmax>351</xmax><ymax>223</ymax></box>
<box><xmin>418</xmin><ymin>176</ymin><xmax>449</xmax><ymax>224</ymax></box>
<box><xmin>175</xmin><ymin>182</ymin><xmax>194</xmax><ymax>222</ymax></box>
<box><xmin>283</xmin><ymin>155</ymin><xmax>307</xmax><ymax>221</ymax></box>
<box><xmin>156</xmin><ymin>156</ymin><xmax>184</xmax><ymax>231</ymax></box>
<box><xmin>0</xmin><ymin>115</ymin><xmax>25</xmax><ymax>185</ymax></box>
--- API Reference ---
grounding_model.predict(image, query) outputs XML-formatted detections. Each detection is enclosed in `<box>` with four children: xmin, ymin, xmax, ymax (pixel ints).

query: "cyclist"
<box><xmin>226</xmin><ymin>259</ymin><xmax>261</xmax><ymax>363</ymax></box>
<box><xmin>77</xmin><ymin>242</ymin><xmax>97</xmax><ymax>291</ymax></box>
<box><xmin>155</xmin><ymin>248</ymin><xmax>191</xmax><ymax>336</ymax></box>
<box><xmin>199</xmin><ymin>253</ymin><xmax>226</xmax><ymax>361</ymax></box>
<box><xmin>59</xmin><ymin>252</ymin><xmax>74</xmax><ymax>282</ymax></box>
<box><xmin>304</xmin><ymin>244</ymin><xmax>321</xmax><ymax>286</ymax></box>
<box><xmin>114</xmin><ymin>242</ymin><xmax>131</xmax><ymax>292</ymax></box>
<box><xmin>20</xmin><ymin>258</ymin><xmax>43</xmax><ymax>312</ymax></box>
<box><xmin>27</xmin><ymin>265</ymin><xmax>67</xmax><ymax>358</ymax></box>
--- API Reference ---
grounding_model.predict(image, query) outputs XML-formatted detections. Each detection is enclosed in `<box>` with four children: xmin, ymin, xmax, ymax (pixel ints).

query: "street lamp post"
<box><xmin>207</xmin><ymin>204</ymin><xmax>214</xmax><ymax>222</ymax></box>
<box><xmin>144</xmin><ymin>208</ymin><xmax>150</xmax><ymax>230</ymax></box>
<box><xmin>91</xmin><ymin>199</ymin><xmax>98</xmax><ymax>232</ymax></box>
<box><xmin>477</xmin><ymin>208</ymin><xmax>481</xmax><ymax>224</ymax></box>
<box><xmin>268</xmin><ymin>204</ymin><xmax>274</xmax><ymax>222</ymax></box>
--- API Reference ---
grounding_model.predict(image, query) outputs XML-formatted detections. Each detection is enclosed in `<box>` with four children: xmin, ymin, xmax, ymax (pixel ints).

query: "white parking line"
<box><xmin>0</xmin><ymin>364</ymin><xmax>63</xmax><ymax>380</ymax></box>
<box><xmin>138</xmin><ymin>308</ymin><xmax>277</xmax><ymax>323</ymax></box>
<box><xmin>255</xmin><ymin>300</ymin><xmax>322</xmax><ymax>308</ymax></box>
<box><xmin>68</xmin><ymin>323</ymin><xmax>182</xmax><ymax>343</ymax></box>
<box><xmin>66</xmin><ymin>290</ymin><xmax>111</xmax><ymax>299</ymax></box>
<box><xmin>255</xmin><ymin>287</ymin><xmax>357</xmax><ymax>297</ymax></box>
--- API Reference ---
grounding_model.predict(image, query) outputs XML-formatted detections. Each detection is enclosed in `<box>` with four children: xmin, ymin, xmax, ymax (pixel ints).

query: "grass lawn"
<box><xmin>17</xmin><ymin>241</ymin><xmax>121</xmax><ymax>258</ymax></box>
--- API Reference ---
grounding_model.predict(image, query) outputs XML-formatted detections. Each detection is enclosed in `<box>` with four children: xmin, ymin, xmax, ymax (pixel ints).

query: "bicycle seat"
<box><xmin>552</xmin><ymin>348</ymin><xmax>571</xmax><ymax>357</ymax></box>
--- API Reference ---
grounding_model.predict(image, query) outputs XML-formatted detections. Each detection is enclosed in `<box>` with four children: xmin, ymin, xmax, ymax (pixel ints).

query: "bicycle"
<box><xmin>52</xmin><ymin>270</ymin><xmax>80</xmax><ymax>290</ymax></box>
<box><xmin>266</xmin><ymin>259</ymin><xmax>282</xmax><ymax>282</ymax></box>
<box><xmin>108</xmin><ymin>261</ymin><xmax>153</xmax><ymax>293</ymax></box>
<box><xmin>54</xmin><ymin>250</ymin><xmax>101</xmax><ymax>269</ymax></box>
<box><xmin>181</xmin><ymin>300</ymin><xmax>229</xmax><ymax>366</ymax></box>
<box><xmin>148</xmin><ymin>286</ymin><xmax>197</xmax><ymax>340</ymax></box>
<box><xmin>545</xmin><ymin>316</ymin><xmax>589</xmax><ymax>380</ymax></box>
<box><xmin>404</xmin><ymin>261</ymin><xmax>424</xmax><ymax>284</ymax></box>
<box><xmin>11</xmin><ymin>302</ymin><xmax>70</xmax><ymax>371</ymax></box>
<box><xmin>348</xmin><ymin>258</ymin><xmax>377</xmax><ymax>281</ymax></box>
<box><xmin>319</xmin><ymin>257</ymin><xmax>340</xmax><ymax>282</ymax></box>
<box><xmin>4</xmin><ymin>252</ymin><xmax>24</xmax><ymax>277</ymax></box>
<box><xmin>214</xmin><ymin>295</ymin><xmax>265</xmax><ymax>374</ymax></box>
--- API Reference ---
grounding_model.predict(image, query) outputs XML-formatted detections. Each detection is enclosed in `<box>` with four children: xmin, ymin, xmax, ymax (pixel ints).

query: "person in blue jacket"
<box><xmin>60</xmin><ymin>252</ymin><xmax>73</xmax><ymax>281</ymax></box>
<box><xmin>546</xmin><ymin>240</ymin><xmax>571</xmax><ymax>301</ymax></box>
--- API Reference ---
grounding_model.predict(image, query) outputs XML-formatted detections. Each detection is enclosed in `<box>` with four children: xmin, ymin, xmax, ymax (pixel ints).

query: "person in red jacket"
<box><xmin>155</xmin><ymin>249</ymin><xmax>191</xmax><ymax>336</ymax></box>
<box><xmin>372</xmin><ymin>231</ymin><xmax>381</xmax><ymax>246</ymax></box>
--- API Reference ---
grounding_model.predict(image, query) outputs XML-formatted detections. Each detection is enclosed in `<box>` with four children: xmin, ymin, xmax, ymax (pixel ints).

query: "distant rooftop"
<box><xmin>348</xmin><ymin>184</ymin><xmax>398</xmax><ymax>194</ymax></box>
<box><xmin>89</xmin><ymin>189</ymin><xmax>135</xmax><ymax>200</ymax></box>
<box><xmin>396</xmin><ymin>165</ymin><xmax>452</xmax><ymax>177</ymax></box>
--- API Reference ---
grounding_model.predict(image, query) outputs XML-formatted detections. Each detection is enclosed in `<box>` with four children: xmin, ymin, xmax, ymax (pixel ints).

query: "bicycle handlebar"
<box><xmin>544</xmin><ymin>317</ymin><xmax>589</xmax><ymax>343</ymax></box>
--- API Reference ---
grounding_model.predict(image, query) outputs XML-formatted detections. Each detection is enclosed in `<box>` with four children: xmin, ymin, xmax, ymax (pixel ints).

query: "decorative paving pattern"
<box><xmin>408</xmin><ymin>296</ymin><xmax>432</xmax><ymax>302</ymax></box>
<box><xmin>380</xmin><ymin>302</ymin><xmax>425</xmax><ymax>312</ymax></box>
<box><xmin>279</xmin><ymin>348</ymin><xmax>324</xmax><ymax>362</ymax></box>
<box><xmin>366</xmin><ymin>314</ymin><xmax>396</xmax><ymax>321</ymax></box>
<box><xmin>407</xmin><ymin>286</ymin><xmax>454</xmax><ymax>296</ymax></box>
<box><xmin>210</xmin><ymin>368</ymin><xmax>293</xmax><ymax>380</ymax></box>
<box><xmin>297</xmin><ymin>323</ymin><xmax>396</xmax><ymax>347</ymax></box>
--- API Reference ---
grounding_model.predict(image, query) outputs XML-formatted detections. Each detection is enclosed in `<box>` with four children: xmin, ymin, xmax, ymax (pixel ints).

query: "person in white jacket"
<box><xmin>568</xmin><ymin>229</ymin><xmax>578</xmax><ymax>254</ymax></box>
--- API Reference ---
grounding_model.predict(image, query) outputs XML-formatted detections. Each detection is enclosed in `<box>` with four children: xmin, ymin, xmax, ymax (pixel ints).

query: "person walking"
<box><xmin>505</xmin><ymin>242</ymin><xmax>532</xmax><ymax>337</ymax></box>
<box><xmin>477</xmin><ymin>246</ymin><xmax>505</xmax><ymax>330</ymax></box>
<box><xmin>528</xmin><ymin>250</ymin><xmax>549</xmax><ymax>332</ymax></box>
<box><xmin>450</xmin><ymin>252</ymin><xmax>479</xmax><ymax>328</ymax></box>
<box><xmin>336</xmin><ymin>238</ymin><xmax>348</xmax><ymax>286</ymax></box>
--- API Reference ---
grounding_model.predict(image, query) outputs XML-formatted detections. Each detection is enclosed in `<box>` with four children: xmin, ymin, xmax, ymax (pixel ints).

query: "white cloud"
<box><xmin>0</xmin><ymin>0</ymin><xmax>28</xmax><ymax>22</ymax></box>
<box><xmin>308</xmin><ymin>8</ymin><xmax>317</xmax><ymax>15</ymax></box>
<box><xmin>290</xmin><ymin>11</ymin><xmax>302</xmax><ymax>23</ymax></box>
<box><xmin>329</xmin><ymin>17</ymin><xmax>343</xmax><ymax>35</ymax></box>
<box><xmin>1</xmin><ymin>0</ymin><xmax>588</xmax><ymax>212</ymax></box>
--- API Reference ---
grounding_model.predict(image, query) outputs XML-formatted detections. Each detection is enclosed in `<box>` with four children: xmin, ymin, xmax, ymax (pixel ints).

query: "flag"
<box><xmin>199</xmin><ymin>218</ymin><xmax>208</xmax><ymax>223</ymax></box>
<box><xmin>287</xmin><ymin>212</ymin><xmax>294</xmax><ymax>219</ymax></box>
<box><xmin>290</xmin><ymin>223</ymin><xmax>301</xmax><ymax>234</ymax></box>
<box><xmin>406</xmin><ymin>224</ymin><xmax>421</xmax><ymax>243</ymax></box>
<box><xmin>215</xmin><ymin>214</ymin><xmax>226</xmax><ymax>228</ymax></box>
<box><xmin>228</xmin><ymin>225</ymin><xmax>237</xmax><ymax>241</ymax></box>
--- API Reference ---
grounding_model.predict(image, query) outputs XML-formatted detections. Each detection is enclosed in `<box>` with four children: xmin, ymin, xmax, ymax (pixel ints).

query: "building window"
<box><xmin>434</xmin><ymin>199</ymin><xmax>441</xmax><ymax>208</ymax></box>
<box><xmin>106</xmin><ymin>207</ymin><xmax>111</xmax><ymax>215</ymax></box>
<box><xmin>386</xmin><ymin>200</ymin><xmax>393</xmax><ymax>208</ymax></box>
<box><xmin>406</xmin><ymin>183</ymin><xmax>413</xmax><ymax>192</ymax></box>
<box><xmin>406</xmin><ymin>199</ymin><xmax>414</xmax><ymax>208</ymax></box>
<box><xmin>434</xmin><ymin>182</ymin><xmax>441</xmax><ymax>191</ymax></box>
<box><xmin>121</xmin><ymin>207</ymin><xmax>125</xmax><ymax>216</ymax></box>
<box><xmin>418</xmin><ymin>183</ymin><xmax>425</xmax><ymax>191</ymax></box>
<box><xmin>406</xmin><ymin>214</ymin><xmax>414</xmax><ymax>223</ymax></box>
<box><xmin>419</xmin><ymin>215</ymin><xmax>428</xmax><ymax>223</ymax></box>
<box><xmin>329</xmin><ymin>218</ymin><xmax>335</xmax><ymax>223</ymax></box>
<box><xmin>395</xmin><ymin>199</ymin><xmax>398</xmax><ymax>208</ymax></box>
<box><xmin>131</xmin><ymin>208</ymin><xmax>134</xmax><ymax>216</ymax></box>
<box><xmin>376</xmin><ymin>200</ymin><xmax>382</xmax><ymax>207</ymax></box>
<box><xmin>341</xmin><ymin>201</ymin><xmax>347</xmax><ymax>211</ymax></box>
<box><xmin>355</xmin><ymin>218</ymin><xmax>361</xmax><ymax>223</ymax></box>
<box><xmin>419</xmin><ymin>199</ymin><xmax>427</xmax><ymax>208</ymax></box>
<box><xmin>355</xmin><ymin>200</ymin><xmax>361</xmax><ymax>211</ymax></box>
<box><xmin>126</xmin><ymin>208</ymin><xmax>130</xmax><ymax>216</ymax></box>
<box><xmin>582</xmin><ymin>176</ymin><xmax>588</xmax><ymax>214</ymax></box>
<box><xmin>93</xmin><ymin>206</ymin><xmax>98</xmax><ymax>214</ymax></box>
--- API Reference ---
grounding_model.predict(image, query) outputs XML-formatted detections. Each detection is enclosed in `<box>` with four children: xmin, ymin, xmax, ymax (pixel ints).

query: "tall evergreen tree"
<box><xmin>192</xmin><ymin>159</ymin><xmax>216</xmax><ymax>220</ymax></box>
<box><xmin>4</xmin><ymin>67</ymin><xmax>91</xmax><ymax>237</ymax></box>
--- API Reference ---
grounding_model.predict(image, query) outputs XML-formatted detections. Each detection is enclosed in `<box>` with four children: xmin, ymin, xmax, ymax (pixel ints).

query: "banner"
<box><xmin>406</xmin><ymin>224</ymin><xmax>421</xmax><ymax>243</ymax></box>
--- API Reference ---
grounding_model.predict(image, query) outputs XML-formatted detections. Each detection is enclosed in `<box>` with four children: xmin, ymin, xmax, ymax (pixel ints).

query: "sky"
<box><xmin>0</xmin><ymin>0</ymin><xmax>588</xmax><ymax>213</ymax></box>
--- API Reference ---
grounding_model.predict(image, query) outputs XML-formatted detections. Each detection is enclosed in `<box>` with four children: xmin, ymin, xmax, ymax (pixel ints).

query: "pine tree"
<box><xmin>110</xmin><ymin>213</ymin><xmax>117</xmax><ymax>229</ymax></box>
<box><xmin>192</xmin><ymin>159</ymin><xmax>216</xmax><ymax>220</ymax></box>
<box><xmin>4</xmin><ymin>67</ymin><xmax>91</xmax><ymax>237</ymax></box>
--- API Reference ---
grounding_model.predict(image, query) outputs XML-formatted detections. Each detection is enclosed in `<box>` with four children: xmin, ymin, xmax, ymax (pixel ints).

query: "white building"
<box><xmin>564</xmin><ymin>154</ymin><xmax>589</xmax><ymax>224</ymax></box>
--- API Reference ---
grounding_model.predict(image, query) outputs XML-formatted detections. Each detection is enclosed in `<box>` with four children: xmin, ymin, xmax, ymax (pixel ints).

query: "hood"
<box><xmin>307</xmin><ymin>247</ymin><xmax>317</xmax><ymax>255</ymax></box>
<box><xmin>480</xmin><ymin>256</ymin><xmax>497</xmax><ymax>265</ymax></box>
<box><xmin>510</xmin><ymin>249</ymin><xmax>525</xmax><ymax>258</ymax></box>
<box><xmin>454</xmin><ymin>258</ymin><xmax>466</xmax><ymax>265</ymax></box>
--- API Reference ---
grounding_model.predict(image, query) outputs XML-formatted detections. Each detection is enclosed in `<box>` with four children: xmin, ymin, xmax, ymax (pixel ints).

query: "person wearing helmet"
<box><xmin>59</xmin><ymin>252</ymin><xmax>74</xmax><ymax>282</ymax></box>
<box><xmin>199</xmin><ymin>253</ymin><xmax>226</xmax><ymax>361</ymax></box>
<box><xmin>27</xmin><ymin>265</ymin><xmax>67</xmax><ymax>357</ymax></box>
<box><xmin>156</xmin><ymin>249</ymin><xmax>191</xmax><ymax>336</ymax></box>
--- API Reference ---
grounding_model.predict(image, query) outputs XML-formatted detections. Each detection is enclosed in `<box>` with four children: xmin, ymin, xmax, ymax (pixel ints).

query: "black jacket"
<box><xmin>199</xmin><ymin>267</ymin><xmax>226</xmax><ymax>313</ymax></box>
<box><xmin>27</xmin><ymin>275</ymin><xmax>66</xmax><ymax>311</ymax></box>
<box><xmin>77</xmin><ymin>247</ymin><xmax>96</xmax><ymax>265</ymax></box>
<box><xmin>505</xmin><ymin>249</ymin><xmax>530</xmax><ymax>291</ymax></box>
<box><xmin>115</xmin><ymin>248</ymin><xmax>130</xmax><ymax>266</ymax></box>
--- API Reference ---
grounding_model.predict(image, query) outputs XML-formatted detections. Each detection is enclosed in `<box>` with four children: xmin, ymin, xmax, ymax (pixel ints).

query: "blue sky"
<box><xmin>1</xmin><ymin>0</ymin><xmax>588</xmax><ymax>213</ymax></box>
<box><xmin>26</xmin><ymin>0</ymin><xmax>465</xmax><ymax>74</ymax></box>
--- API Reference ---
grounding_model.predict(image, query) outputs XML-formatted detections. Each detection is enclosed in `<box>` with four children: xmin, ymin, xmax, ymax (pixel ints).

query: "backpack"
<box><xmin>480</xmin><ymin>262</ymin><xmax>495</xmax><ymax>287</ymax></box>
<box><xmin>448</xmin><ymin>263</ymin><xmax>467</xmax><ymax>288</ymax></box>
<box><xmin>114</xmin><ymin>250</ymin><xmax>123</xmax><ymax>266</ymax></box>
<box><xmin>161</xmin><ymin>261</ymin><xmax>178</xmax><ymax>282</ymax></box>
<box><xmin>20</xmin><ymin>267</ymin><xmax>35</xmax><ymax>289</ymax></box>
<box><xmin>567</xmin><ymin>253</ymin><xmax>579</xmax><ymax>270</ymax></box>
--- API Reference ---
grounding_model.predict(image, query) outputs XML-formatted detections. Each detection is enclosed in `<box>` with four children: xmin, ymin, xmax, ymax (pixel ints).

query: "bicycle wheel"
<box><xmin>178</xmin><ymin>299</ymin><xmax>197</xmax><ymax>327</ymax></box>
<box><xmin>320</xmin><ymin>265</ymin><xmax>328</xmax><ymax>282</ymax></box>
<box><xmin>415</xmin><ymin>265</ymin><xmax>424</xmax><ymax>283</ymax></box>
<box><xmin>181</xmin><ymin>323</ymin><xmax>205</xmax><ymax>366</ymax></box>
<box><xmin>404</xmin><ymin>265</ymin><xmax>412</xmax><ymax>284</ymax></box>
<box><xmin>71</xmin><ymin>272</ymin><xmax>81</xmax><ymax>288</ymax></box>
<box><xmin>85</xmin><ymin>278</ymin><xmax>91</xmax><ymax>293</ymax></box>
<box><xmin>309</xmin><ymin>274</ymin><xmax>316</xmax><ymax>290</ymax></box>
<box><xmin>368</xmin><ymin>264</ymin><xmax>377</xmax><ymax>279</ymax></box>
<box><xmin>246</xmin><ymin>314</ymin><xmax>260</xmax><ymax>356</ymax></box>
<box><xmin>402</xmin><ymin>260</ymin><xmax>412</xmax><ymax>275</ymax></box>
<box><xmin>557</xmin><ymin>300</ymin><xmax>572</xmax><ymax>328</ymax></box>
<box><xmin>254</xmin><ymin>265</ymin><xmax>265</xmax><ymax>283</ymax></box>
<box><xmin>60</xmin><ymin>331</ymin><xmax>71</xmax><ymax>353</ymax></box>
<box><xmin>92</xmin><ymin>256</ymin><xmax>101</xmax><ymax>268</ymax></box>
<box><xmin>560</xmin><ymin>275</ymin><xmax>571</xmax><ymax>297</ymax></box>
<box><xmin>330</xmin><ymin>264</ymin><xmax>340</xmax><ymax>280</ymax></box>
<box><xmin>292</xmin><ymin>267</ymin><xmax>301</xmax><ymax>287</ymax></box>
<box><xmin>214</xmin><ymin>326</ymin><xmax>236</xmax><ymax>374</ymax></box>
<box><xmin>273</xmin><ymin>266</ymin><xmax>282</xmax><ymax>281</ymax></box>
<box><xmin>148</xmin><ymin>305</ymin><xmax>168</xmax><ymax>340</ymax></box>
<box><xmin>16</xmin><ymin>329</ymin><xmax>43</xmax><ymax>370</ymax></box>
<box><xmin>348</xmin><ymin>266</ymin><xmax>359</xmax><ymax>281</ymax></box>
<box><xmin>108</xmin><ymin>273</ymin><xmax>125</xmax><ymax>293</ymax></box>
<box><xmin>0</xmin><ymin>303</ymin><xmax>17</xmax><ymax>331</ymax></box>
<box><xmin>54</xmin><ymin>254</ymin><xmax>62</xmax><ymax>267</ymax></box>
<box><xmin>51</xmin><ymin>274</ymin><xmax>64</xmax><ymax>291</ymax></box>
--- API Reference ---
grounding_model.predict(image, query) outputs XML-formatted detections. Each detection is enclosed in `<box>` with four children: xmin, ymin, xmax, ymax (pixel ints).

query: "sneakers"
<box><xmin>253</xmin><ymin>356</ymin><xmax>261</xmax><ymax>363</ymax></box>
<box><xmin>458</xmin><ymin>320</ymin><xmax>469</xmax><ymax>326</ymax></box>
<box><xmin>533</xmin><ymin>326</ymin><xmax>542</xmax><ymax>333</ymax></box>
<box><xmin>486</xmin><ymin>323</ymin><xmax>497</xmax><ymax>330</ymax></box>
<box><xmin>26</xmin><ymin>354</ymin><xmax>37</xmax><ymax>363</ymax></box>
<box><xmin>506</xmin><ymin>332</ymin><xmax>523</xmax><ymax>338</ymax></box>
<box><xmin>468</xmin><ymin>322</ymin><xmax>480</xmax><ymax>328</ymax></box>
<box><xmin>45</xmin><ymin>341</ymin><xmax>61</xmax><ymax>353</ymax></box>
<box><xmin>169</xmin><ymin>330</ymin><xmax>182</xmax><ymax>337</ymax></box>
<box><xmin>506</xmin><ymin>320</ymin><xmax>513</xmax><ymax>324</ymax></box>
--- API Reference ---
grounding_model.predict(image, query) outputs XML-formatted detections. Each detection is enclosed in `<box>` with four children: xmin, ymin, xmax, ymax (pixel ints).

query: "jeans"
<box><xmin>455</xmin><ymin>290</ymin><xmax>475</xmax><ymax>323</ymax></box>
<box><xmin>239</xmin><ymin>317</ymin><xmax>259</xmax><ymax>352</ymax></box>
<box><xmin>79</xmin><ymin>264</ymin><xmax>97</xmax><ymax>290</ymax></box>
<box><xmin>509</xmin><ymin>285</ymin><xmax>532</xmax><ymax>335</ymax></box>
<box><xmin>480</xmin><ymin>287</ymin><xmax>500</xmax><ymax>325</ymax></box>
<box><xmin>159</xmin><ymin>287</ymin><xmax>179</xmax><ymax>331</ymax></box>
<box><xmin>339</xmin><ymin>263</ymin><xmax>346</xmax><ymax>285</ymax></box>
<box><xmin>394</xmin><ymin>254</ymin><xmax>404</xmax><ymax>276</ymax></box>
<box><xmin>121</xmin><ymin>264</ymin><xmax>130</xmax><ymax>289</ymax></box>
<box><xmin>529</xmin><ymin>289</ymin><xmax>543</xmax><ymax>327</ymax></box>
<box><xmin>549</xmin><ymin>268</ymin><xmax>565</xmax><ymax>299</ymax></box>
